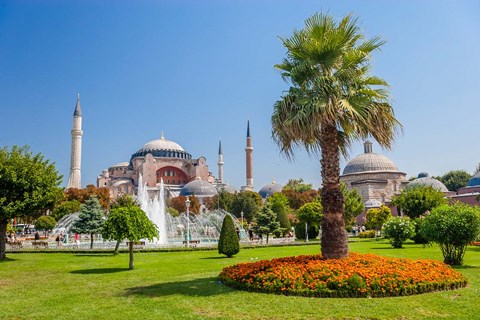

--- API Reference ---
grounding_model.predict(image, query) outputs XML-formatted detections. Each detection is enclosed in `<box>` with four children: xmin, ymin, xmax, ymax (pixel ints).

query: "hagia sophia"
<box><xmin>67</xmin><ymin>95</ymin><xmax>480</xmax><ymax>217</ymax></box>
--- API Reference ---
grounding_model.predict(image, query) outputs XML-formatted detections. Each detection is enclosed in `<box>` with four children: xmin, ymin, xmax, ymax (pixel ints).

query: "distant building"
<box><xmin>97</xmin><ymin>134</ymin><xmax>215</xmax><ymax>198</ymax></box>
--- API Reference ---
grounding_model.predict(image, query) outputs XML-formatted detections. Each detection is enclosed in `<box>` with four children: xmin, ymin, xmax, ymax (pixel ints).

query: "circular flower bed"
<box><xmin>219</xmin><ymin>253</ymin><xmax>467</xmax><ymax>298</ymax></box>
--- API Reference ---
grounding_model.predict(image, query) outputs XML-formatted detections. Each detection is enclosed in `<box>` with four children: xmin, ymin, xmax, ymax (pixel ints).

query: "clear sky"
<box><xmin>1</xmin><ymin>0</ymin><xmax>479</xmax><ymax>190</ymax></box>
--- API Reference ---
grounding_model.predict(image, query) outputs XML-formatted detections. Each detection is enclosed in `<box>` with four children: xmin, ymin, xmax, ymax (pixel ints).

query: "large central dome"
<box><xmin>140</xmin><ymin>136</ymin><xmax>185</xmax><ymax>152</ymax></box>
<box><xmin>342</xmin><ymin>141</ymin><xmax>398</xmax><ymax>175</ymax></box>
<box><xmin>130</xmin><ymin>135</ymin><xmax>192</xmax><ymax>161</ymax></box>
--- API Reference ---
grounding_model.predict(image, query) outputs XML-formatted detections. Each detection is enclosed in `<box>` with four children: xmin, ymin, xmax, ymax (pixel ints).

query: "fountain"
<box><xmin>51</xmin><ymin>175</ymin><xmax>242</xmax><ymax>248</ymax></box>
<box><xmin>137</xmin><ymin>174</ymin><xmax>242</xmax><ymax>245</ymax></box>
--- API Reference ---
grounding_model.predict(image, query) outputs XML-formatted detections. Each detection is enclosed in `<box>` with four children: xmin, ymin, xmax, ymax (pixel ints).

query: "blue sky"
<box><xmin>1</xmin><ymin>0</ymin><xmax>479</xmax><ymax>190</ymax></box>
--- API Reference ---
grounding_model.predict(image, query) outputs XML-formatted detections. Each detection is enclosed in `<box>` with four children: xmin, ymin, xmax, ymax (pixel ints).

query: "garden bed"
<box><xmin>219</xmin><ymin>252</ymin><xmax>467</xmax><ymax>298</ymax></box>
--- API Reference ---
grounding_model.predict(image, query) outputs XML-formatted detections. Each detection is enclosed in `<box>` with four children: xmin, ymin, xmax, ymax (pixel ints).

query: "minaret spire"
<box><xmin>67</xmin><ymin>94</ymin><xmax>83</xmax><ymax>189</ymax></box>
<box><xmin>242</xmin><ymin>120</ymin><xmax>254</xmax><ymax>191</ymax></box>
<box><xmin>217</xmin><ymin>140</ymin><xmax>224</xmax><ymax>184</ymax></box>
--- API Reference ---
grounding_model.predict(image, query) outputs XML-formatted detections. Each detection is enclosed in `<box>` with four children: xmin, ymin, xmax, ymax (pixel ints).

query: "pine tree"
<box><xmin>71</xmin><ymin>196</ymin><xmax>105</xmax><ymax>249</ymax></box>
<box><xmin>218</xmin><ymin>214</ymin><xmax>239</xmax><ymax>257</ymax></box>
<box><xmin>253</xmin><ymin>203</ymin><xmax>281</xmax><ymax>244</ymax></box>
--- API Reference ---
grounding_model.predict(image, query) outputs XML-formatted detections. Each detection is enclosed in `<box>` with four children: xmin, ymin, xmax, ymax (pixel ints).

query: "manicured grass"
<box><xmin>1</xmin><ymin>239</ymin><xmax>479</xmax><ymax>320</ymax></box>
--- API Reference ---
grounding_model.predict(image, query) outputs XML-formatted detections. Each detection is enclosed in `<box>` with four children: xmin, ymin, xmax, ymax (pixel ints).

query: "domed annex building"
<box><xmin>452</xmin><ymin>172</ymin><xmax>480</xmax><ymax>205</ymax></box>
<box><xmin>340</xmin><ymin>141</ymin><xmax>407</xmax><ymax>218</ymax></box>
<box><xmin>406</xmin><ymin>172</ymin><xmax>451</xmax><ymax>193</ymax></box>
<box><xmin>97</xmin><ymin>135</ymin><xmax>215</xmax><ymax>197</ymax></box>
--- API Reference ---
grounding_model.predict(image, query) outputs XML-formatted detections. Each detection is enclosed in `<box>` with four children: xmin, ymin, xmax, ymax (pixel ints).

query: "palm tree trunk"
<box><xmin>129</xmin><ymin>241</ymin><xmax>134</xmax><ymax>270</ymax></box>
<box><xmin>320</xmin><ymin>124</ymin><xmax>349</xmax><ymax>259</ymax></box>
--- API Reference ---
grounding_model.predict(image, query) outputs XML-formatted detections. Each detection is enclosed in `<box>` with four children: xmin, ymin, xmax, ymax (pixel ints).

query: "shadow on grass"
<box><xmin>73</xmin><ymin>254</ymin><xmax>115</xmax><ymax>257</ymax></box>
<box><xmin>71</xmin><ymin>267</ymin><xmax>130</xmax><ymax>274</ymax></box>
<box><xmin>125</xmin><ymin>277</ymin><xmax>231</xmax><ymax>297</ymax></box>
<box><xmin>199</xmin><ymin>256</ymin><xmax>229</xmax><ymax>260</ymax></box>
<box><xmin>0</xmin><ymin>257</ymin><xmax>17</xmax><ymax>263</ymax></box>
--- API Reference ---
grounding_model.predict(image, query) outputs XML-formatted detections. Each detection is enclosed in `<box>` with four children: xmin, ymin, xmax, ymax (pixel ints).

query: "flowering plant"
<box><xmin>382</xmin><ymin>217</ymin><xmax>415</xmax><ymax>248</ymax></box>
<box><xmin>219</xmin><ymin>253</ymin><xmax>466</xmax><ymax>298</ymax></box>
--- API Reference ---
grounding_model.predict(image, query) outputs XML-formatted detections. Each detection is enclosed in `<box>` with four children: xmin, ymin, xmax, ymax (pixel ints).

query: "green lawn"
<box><xmin>1</xmin><ymin>240</ymin><xmax>479</xmax><ymax>320</ymax></box>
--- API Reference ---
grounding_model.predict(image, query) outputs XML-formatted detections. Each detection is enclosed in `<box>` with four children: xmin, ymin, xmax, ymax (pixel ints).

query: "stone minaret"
<box><xmin>217</xmin><ymin>140</ymin><xmax>224</xmax><ymax>184</ymax></box>
<box><xmin>67</xmin><ymin>94</ymin><xmax>83</xmax><ymax>189</ymax></box>
<box><xmin>242</xmin><ymin>121</ymin><xmax>254</xmax><ymax>191</ymax></box>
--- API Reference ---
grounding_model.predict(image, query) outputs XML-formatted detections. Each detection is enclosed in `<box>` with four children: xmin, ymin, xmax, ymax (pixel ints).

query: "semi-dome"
<box><xmin>180</xmin><ymin>179</ymin><xmax>218</xmax><ymax>197</ymax></box>
<box><xmin>130</xmin><ymin>135</ymin><xmax>192</xmax><ymax>161</ymax></box>
<box><xmin>342</xmin><ymin>141</ymin><xmax>398</xmax><ymax>175</ymax></box>
<box><xmin>467</xmin><ymin>172</ymin><xmax>480</xmax><ymax>187</ymax></box>
<box><xmin>407</xmin><ymin>172</ymin><xmax>449</xmax><ymax>192</ymax></box>
<box><xmin>259</xmin><ymin>180</ymin><xmax>283</xmax><ymax>199</ymax></box>
<box><xmin>110</xmin><ymin>162</ymin><xmax>129</xmax><ymax>168</ymax></box>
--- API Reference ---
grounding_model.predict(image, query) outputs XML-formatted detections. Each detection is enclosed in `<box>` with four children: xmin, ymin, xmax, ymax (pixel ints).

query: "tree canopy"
<box><xmin>35</xmin><ymin>216</ymin><xmax>56</xmax><ymax>236</ymax></box>
<box><xmin>392</xmin><ymin>185</ymin><xmax>447</xmax><ymax>219</ymax></box>
<box><xmin>230</xmin><ymin>191</ymin><xmax>263</xmax><ymax>222</ymax></box>
<box><xmin>439</xmin><ymin>170</ymin><xmax>471</xmax><ymax>192</ymax></box>
<box><xmin>102</xmin><ymin>205</ymin><xmax>157</xmax><ymax>269</ymax></box>
<box><xmin>282</xmin><ymin>178</ymin><xmax>313</xmax><ymax>193</ymax></box>
<box><xmin>253</xmin><ymin>203</ymin><xmax>281</xmax><ymax>244</ymax></box>
<box><xmin>271</xmin><ymin>13</ymin><xmax>400</xmax><ymax>259</ymax></box>
<box><xmin>365</xmin><ymin>205</ymin><xmax>391</xmax><ymax>231</ymax></box>
<box><xmin>71</xmin><ymin>196</ymin><xmax>105</xmax><ymax>249</ymax></box>
<box><xmin>0</xmin><ymin>145</ymin><xmax>62</xmax><ymax>259</ymax></box>
<box><xmin>341</xmin><ymin>183</ymin><xmax>364</xmax><ymax>227</ymax></box>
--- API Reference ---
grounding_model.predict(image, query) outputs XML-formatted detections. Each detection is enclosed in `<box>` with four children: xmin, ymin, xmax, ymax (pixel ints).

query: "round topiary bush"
<box><xmin>421</xmin><ymin>203</ymin><xmax>480</xmax><ymax>265</ymax></box>
<box><xmin>382</xmin><ymin>217</ymin><xmax>415</xmax><ymax>248</ymax></box>
<box><xmin>218</xmin><ymin>214</ymin><xmax>240</xmax><ymax>257</ymax></box>
<box><xmin>219</xmin><ymin>253</ymin><xmax>467</xmax><ymax>298</ymax></box>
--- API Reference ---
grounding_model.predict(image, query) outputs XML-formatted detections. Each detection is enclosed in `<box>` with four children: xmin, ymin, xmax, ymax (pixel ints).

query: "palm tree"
<box><xmin>271</xmin><ymin>13</ymin><xmax>401</xmax><ymax>259</ymax></box>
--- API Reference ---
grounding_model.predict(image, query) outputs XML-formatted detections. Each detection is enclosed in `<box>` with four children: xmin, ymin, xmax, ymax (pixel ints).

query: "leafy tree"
<box><xmin>111</xmin><ymin>193</ymin><xmax>139</xmax><ymax>209</ymax></box>
<box><xmin>421</xmin><ymin>203</ymin><xmax>480</xmax><ymax>265</ymax></box>
<box><xmin>281</xmin><ymin>189</ymin><xmax>320</xmax><ymax>210</ymax></box>
<box><xmin>392</xmin><ymin>185</ymin><xmax>447</xmax><ymax>219</ymax></box>
<box><xmin>64</xmin><ymin>184</ymin><xmax>111</xmax><ymax>210</ymax></box>
<box><xmin>474</xmin><ymin>163</ymin><xmax>480</xmax><ymax>175</ymax></box>
<box><xmin>267</xmin><ymin>193</ymin><xmax>291</xmax><ymax>237</ymax></box>
<box><xmin>365</xmin><ymin>205</ymin><xmax>392</xmax><ymax>231</ymax></box>
<box><xmin>51</xmin><ymin>200</ymin><xmax>81</xmax><ymax>221</ymax></box>
<box><xmin>439</xmin><ymin>170</ymin><xmax>471</xmax><ymax>192</ymax></box>
<box><xmin>71</xmin><ymin>196</ymin><xmax>105</xmax><ymax>249</ymax></box>
<box><xmin>35</xmin><ymin>216</ymin><xmax>56</xmax><ymax>236</ymax></box>
<box><xmin>271</xmin><ymin>13</ymin><xmax>400</xmax><ymax>259</ymax></box>
<box><xmin>168</xmin><ymin>195</ymin><xmax>201</xmax><ymax>214</ymax></box>
<box><xmin>102</xmin><ymin>206</ymin><xmax>158</xmax><ymax>269</ymax></box>
<box><xmin>382</xmin><ymin>217</ymin><xmax>415</xmax><ymax>248</ymax></box>
<box><xmin>253</xmin><ymin>203</ymin><xmax>281</xmax><ymax>244</ymax></box>
<box><xmin>0</xmin><ymin>145</ymin><xmax>62</xmax><ymax>260</ymax></box>
<box><xmin>206</xmin><ymin>188</ymin><xmax>235</xmax><ymax>211</ymax></box>
<box><xmin>230</xmin><ymin>191</ymin><xmax>263</xmax><ymax>222</ymax></box>
<box><xmin>297</xmin><ymin>201</ymin><xmax>323</xmax><ymax>226</ymax></box>
<box><xmin>218</xmin><ymin>214</ymin><xmax>240</xmax><ymax>257</ymax></box>
<box><xmin>341</xmin><ymin>184</ymin><xmax>364</xmax><ymax>227</ymax></box>
<box><xmin>283</xmin><ymin>178</ymin><xmax>313</xmax><ymax>192</ymax></box>
<box><xmin>166</xmin><ymin>207</ymin><xmax>179</xmax><ymax>217</ymax></box>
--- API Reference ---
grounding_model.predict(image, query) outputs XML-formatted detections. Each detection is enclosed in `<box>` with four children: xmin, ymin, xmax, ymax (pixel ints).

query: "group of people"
<box><xmin>352</xmin><ymin>225</ymin><xmax>366</xmax><ymax>236</ymax></box>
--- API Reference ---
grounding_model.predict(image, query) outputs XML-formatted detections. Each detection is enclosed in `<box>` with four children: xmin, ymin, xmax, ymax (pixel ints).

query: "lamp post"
<box><xmin>186</xmin><ymin>198</ymin><xmax>191</xmax><ymax>248</ymax></box>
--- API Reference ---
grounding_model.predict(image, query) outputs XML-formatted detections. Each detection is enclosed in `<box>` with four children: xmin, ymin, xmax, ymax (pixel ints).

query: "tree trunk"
<box><xmin>114</xmin><ymin>239</ymin><xmax>121</xmax><ymax>255</ymax></box>
<box><xmin>0</xmin><ymin>220</ymin><xmax>7</xmax><ymax>260</ymax></box>
<box><xmin>320</xmin><ymin>124</ymin><xmax>349</xmax><ymax>259</ymax></box>
<box><xmin>129</xmin><ymin>241</ymin><xmax>134</xmax><ymax>270</ymax></box>
<box><xmin>90</xmin><ymin>233</ymin><xmax>94</xmax><ymax>249</ymax></box>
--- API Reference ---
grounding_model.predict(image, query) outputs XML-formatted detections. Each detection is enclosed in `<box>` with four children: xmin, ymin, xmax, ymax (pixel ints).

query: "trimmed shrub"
<box><xmin>358</xmin><ymin>230</ymin><xmax>375</xmax><ymax>238</ymax></box>
<box><xmin>421</xmin><ymin>203</ymin><xmax>480</xmax><ymax>265</ymax></box>
<box><xmin>218</xmin><ymin>215</ymin><xmax>240</xmax><ymax>257</ymax></box>
<box><xmin>382</xmin><ymin>217</ymin><xmax>415</xmax><ymax>248</ymax></box>
<box><xmin>411</xmin><ymin>217</ymin><xmax>429</xmax><ymax>245</ymax></box>
<box><xmin>294</xmin><ymin>223</ymin><xmax>319</xmax><ymax>240</ymax></box>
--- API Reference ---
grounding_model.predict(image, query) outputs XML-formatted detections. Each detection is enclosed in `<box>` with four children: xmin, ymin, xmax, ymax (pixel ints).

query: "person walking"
<box><xmin>34</xmin><ymin>231</ymin><xmax>40</xmax><ymax>243</ymax></box>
